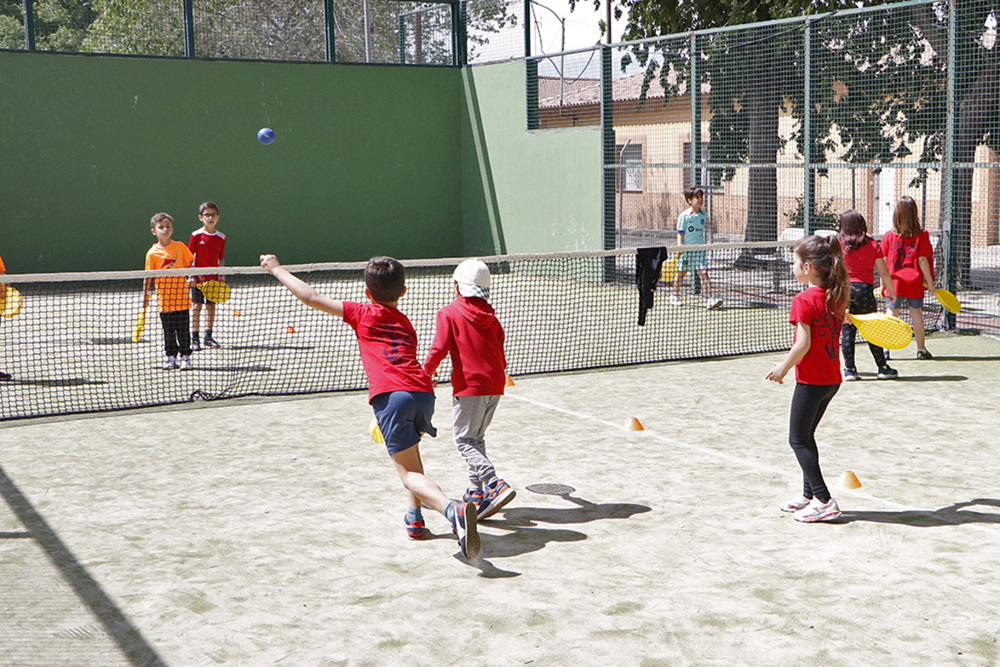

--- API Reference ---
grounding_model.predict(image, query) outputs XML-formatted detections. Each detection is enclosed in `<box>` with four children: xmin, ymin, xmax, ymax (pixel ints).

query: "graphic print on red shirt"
<box><xmin>188</xmin><ymin>229</ymin><xmax>226</xmax><ymax>283</ymax></box>
<box><xmin>341</xmin><ymin>301</ymin><xmax>433</xmax><ymax>402</ymax></box>
<box><xmin>879</xmin><ymin>230</ymin><xmax>933</xmax><ymax>298</ymax></box>
<box><xmin>789</xmin><ymin>285</ymin><xmax>843</xmax><ymax>385</ymax></box>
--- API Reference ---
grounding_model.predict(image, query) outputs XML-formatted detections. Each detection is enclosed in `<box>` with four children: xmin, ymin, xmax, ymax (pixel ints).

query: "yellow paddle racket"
<box><xmin>1</xmin><ymin>286</ymin><xmax>23</xmax><ymax>318</ymax></box>
<box><xmin>197</xmin><ymin>280</ymin><xmax>232</xmax><ymax>304</ymax></box>
<box><xmin>132</xmin><ymin>301</ymin><xmax>148</xmax><ymax>343</ymax></box>
<box><xmin>369</xmin><ymin>419</ymin><xmax>385</xmax><ymax>444</ymax></box>
<box><xmin>934</xmin><ymin>288</ymin><xmax>961</xmax><ymax>314</ymax></box>
<box><xmin>660</xmin><ymin>254</ymin><xmax>679</xmax><ymax>283</ymax></box>
<box><xmin>848</xmin><ymin>312</ymin><xmax>913</xmax><ymax>350</ymax></box>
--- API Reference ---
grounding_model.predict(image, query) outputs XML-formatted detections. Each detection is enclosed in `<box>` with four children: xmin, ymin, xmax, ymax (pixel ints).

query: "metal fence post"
<box><xmin>941</xmin><ymin>0</ymin><xmax>958</xmax><ymax>329</ymax></box>
<box><xmin>182</xmin><ymin>0</ymin><xmax>195</xmax><ymax>58</ymax></box>
<box><xmin>325</xmin><ymin>0</ymin><xmax>335</xmax><ymax>63</ymax></box>
<box><xmin>803</xmin><ymin>19</ymin><xmax>814</xmax><ymax>235</ymax></box>
<box><xmin>602</xmin><ymin>45</ymin><xmax>615</xmax><ymax>252</ymax></box>
<box><xmin>21</xmin><ymin>0</ymin><xmax>35</xmax><ymax>51</ymax></box>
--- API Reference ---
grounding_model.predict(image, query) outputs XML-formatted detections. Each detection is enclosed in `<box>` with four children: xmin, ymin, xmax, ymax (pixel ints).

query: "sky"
<box><xmin>527</xmin><ymin>0</ymin><xmax>625</xmax><ymax>54</ymax></box>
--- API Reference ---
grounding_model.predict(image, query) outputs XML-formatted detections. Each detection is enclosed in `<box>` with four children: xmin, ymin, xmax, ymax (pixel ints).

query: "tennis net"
<box><xmin>0</xmin><ymin>241</ymin><xmax>981</xmax><ymax>422</ymax></box>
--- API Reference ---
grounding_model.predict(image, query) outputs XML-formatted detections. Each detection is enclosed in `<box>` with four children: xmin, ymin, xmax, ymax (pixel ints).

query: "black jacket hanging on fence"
<box><xmin>636</xmin><ymin>246</ymin><xmax>669</xmax><ymax>326</ymax></box>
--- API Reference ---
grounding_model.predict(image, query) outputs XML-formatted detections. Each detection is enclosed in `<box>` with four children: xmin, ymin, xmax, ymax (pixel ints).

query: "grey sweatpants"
<box><xmin>452</xmin><ymin>395</ymin><xmax>502</xmax><ymax>489</ymax></box>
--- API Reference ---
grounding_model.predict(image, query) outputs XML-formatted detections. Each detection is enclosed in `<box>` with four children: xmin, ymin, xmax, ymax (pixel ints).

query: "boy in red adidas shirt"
<box><xmin>259</xmin><ymin>253</ymin><xmax>480</xmax><ymax>560</ymax></box>
<box><xmin>424</xmin><ymin>259</ymin><xmax>515</xmax><ymax>520</ymax></box>
<box><xmin>188</xmin><ymin>201</ymin><xmax>226</xmax><ymax>351</ymax></box>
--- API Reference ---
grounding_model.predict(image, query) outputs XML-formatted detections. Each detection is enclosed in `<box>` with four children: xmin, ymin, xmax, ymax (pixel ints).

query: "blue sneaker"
<box><xmin>463</xmin><ymin>487</ymin><xmax>485</xmax><ymax>510</ymax></box>
<box><xmin>448</xmin><ymin>501</ymin><xmax>480</xmax><ymax>560</ymax></box>
<box><xmin>479</xmin><ymin>480</ymin><xmax>516</xmax><ymax>520</ymax></box>
<box><xmin>404</xmin><ymin>514</ymin><xmax>427</xmax><ymax>540</ymax></box>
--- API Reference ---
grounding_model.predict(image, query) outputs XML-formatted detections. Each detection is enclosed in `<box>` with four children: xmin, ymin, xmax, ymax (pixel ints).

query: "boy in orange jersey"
<box><xmin>144</xmin><ymin>213</ymin><xmax>195</xmax><ymax>370</ymax></box>
<box><xmin>0</xmin><ymin>251</ymin><xmax>9</xmax><ymax>380</ymax></box>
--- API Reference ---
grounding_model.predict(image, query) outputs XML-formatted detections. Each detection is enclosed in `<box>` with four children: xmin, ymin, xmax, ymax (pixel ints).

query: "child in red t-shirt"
<box><xmin>838</xmin><ymin>210</ymin><xmax>897</xmax><ymax>380</ymax></box>
<box><xmin>188</xmin><ymin>201</ymin><xmax>226</xmax><ymax>351</ymax></box>
<box><xmin>260</xmin><ymin>253</ymin><xmax>480</xmax><ymax>560</ymax></box>
<box><xmin>880</xmin><ymin>196</ymin><xmax>936</xmax><ymax>359</ymax></box>
<box><xmin>424</xmin><ymin>259</ymin><xmax>514</xmax><ymax>520</ymax></box>
<box><xmin>766</xmin><ymin>235</ymin><xmax>849</xmax><ymax>523</ymax></box>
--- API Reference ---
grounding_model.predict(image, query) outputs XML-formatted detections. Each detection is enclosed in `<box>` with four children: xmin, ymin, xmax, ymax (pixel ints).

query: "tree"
<box><xmin>573</xmin><ymin>0</ymin><xmax>998</xmax><ymax>278</ymax></box>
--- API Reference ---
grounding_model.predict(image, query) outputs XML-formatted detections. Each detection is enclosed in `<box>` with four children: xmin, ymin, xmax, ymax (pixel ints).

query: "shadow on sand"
<box><xmin>459</xmin><ymin>483</ymin><xmax>651</xmax><ymax>579</ymax></box>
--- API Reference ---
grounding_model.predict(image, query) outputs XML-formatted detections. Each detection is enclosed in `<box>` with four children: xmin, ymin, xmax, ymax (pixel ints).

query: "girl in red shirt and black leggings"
<box><xmin>767</xmin><ymin>235</ymin><xmax>850</xmax><ymax>523</ymax></box>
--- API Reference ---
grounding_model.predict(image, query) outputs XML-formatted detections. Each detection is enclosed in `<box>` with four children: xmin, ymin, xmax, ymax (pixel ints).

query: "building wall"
<box><xmin>461</xmin><ymin>61</ymin><xmax>603</xmax><ymax>255</ymax></box>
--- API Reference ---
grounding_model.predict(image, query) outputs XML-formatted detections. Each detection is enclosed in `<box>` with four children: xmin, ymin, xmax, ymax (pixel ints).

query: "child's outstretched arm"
<box><xmin>766</xmin><ymin>322</ymin><xmax>810</xmax><ymax>384</ymax></box>
<box><xmin>260</xmin><ymin>254</ymin><xmax>344</xmax><ymax>318</ymax></box>
<box><xmin>874</xmin><ymin>257</ymin><xmax>896</xmax><ymax>303</ymax></box>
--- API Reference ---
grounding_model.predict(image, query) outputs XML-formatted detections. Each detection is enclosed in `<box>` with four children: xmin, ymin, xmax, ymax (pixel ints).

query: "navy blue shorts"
<box><xmin>371</xmin><ymin>391</ymin><xmax>437</xmax><ymax>455</ymax></box>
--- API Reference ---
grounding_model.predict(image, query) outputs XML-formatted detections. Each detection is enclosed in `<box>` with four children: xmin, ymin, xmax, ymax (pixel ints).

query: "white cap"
<box><xmin>453</xmin><ymin>259</ymin><xmax>491</xmax><ymax>299</ymax></box>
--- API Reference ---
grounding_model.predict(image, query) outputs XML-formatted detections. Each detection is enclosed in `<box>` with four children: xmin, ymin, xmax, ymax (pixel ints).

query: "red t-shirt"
<box><xmin>789</xmin><ymin>286</ymin><xmax>843</xmax><ymax>385</ymax></box>
<box><xmin>423</xmin><ymin>297</ymin><xmax>506</xmax><ymax>396</ymax></box>
<box><xmin>341</xmin><ymin>301</ymin><xmax>434</xmax><ymax>402</ymax></box>
<box><xmin>880</xmin><ymin>230</ymin><xmax>934</xmax><ymax>298</ymax></box>
<box><xmin>842</xmin><ymin>237</ymin><xmax>882</xmax><ymax>285</ymax></box>
<box><xmin>188</xmin><ymin>229</ymin><xmax>226</xmax><ymax>283</ymax></box>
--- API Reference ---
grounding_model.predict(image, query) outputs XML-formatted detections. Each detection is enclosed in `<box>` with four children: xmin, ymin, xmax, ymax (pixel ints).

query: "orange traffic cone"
<box><xmin>505</xmin><ymin>375</ymin><xmax>516</xmax><ymax>387</ymax></box>
<box><xmin>233</xmin><ymin>309</ymin><xmax>240</xmax><ymax>317</ymax></box>
<box><xmin>286</xmin><ymin>325</ymin><xmax>296</xmax><ymax>334</ymax></box>
<box><xmin>626</xmin><ymin>417</ymin><xmax>644</xmax><ymax>431</ymax></box>
<box><xmin>839</xmin><ymin>470</ymin><xmax>862</xmax><ymax>489</ymax></box>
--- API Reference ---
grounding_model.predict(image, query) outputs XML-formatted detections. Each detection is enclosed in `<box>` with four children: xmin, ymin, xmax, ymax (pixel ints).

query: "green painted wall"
<box><xmin>0</xmin><ymin>52</ymin><xmax>464</xmax><ymax>272</ymax></box>
<box><xmin>460</xmin><ymin>61</ymin><xmax>602</xmax><ymax>256</ymax></box>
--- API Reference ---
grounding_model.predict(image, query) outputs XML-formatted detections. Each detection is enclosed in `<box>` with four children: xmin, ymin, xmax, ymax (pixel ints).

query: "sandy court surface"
<box><xmin>2</xmin><ymin>332</ymin><xmax>1000</xmax><ymax>666</ymax></box>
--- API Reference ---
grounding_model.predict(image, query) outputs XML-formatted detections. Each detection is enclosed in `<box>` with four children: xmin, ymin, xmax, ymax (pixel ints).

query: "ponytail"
<box><xmin>794</xmin><ymin>234</ymin><xmax>850</xmax><ymax>318</ymax></box>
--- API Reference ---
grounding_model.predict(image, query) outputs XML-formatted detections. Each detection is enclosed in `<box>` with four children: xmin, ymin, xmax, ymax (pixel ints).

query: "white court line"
<box><xmin>506</xmin><ymin>392</ymin><xmax>998</xmax><ymax>533</ymax></box>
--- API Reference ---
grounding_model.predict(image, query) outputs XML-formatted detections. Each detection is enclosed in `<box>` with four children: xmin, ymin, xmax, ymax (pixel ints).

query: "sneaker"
<box><xmin>669</xmin><ymin>293</ymin><xmax>683</xmax><ymax>306</ymax></box>
<box><xmin>706</xmin><ymin>296</ymin><xmax>723</xmax><ymax>310</ymax></box>
<box><xmin>463</xmin><ymin>487</ymin><xmax>485</xmax><ymax>510</ymax></box>
<box><xmin>779</xmin><ymin>495</ymin><xmax>811</xmax><ymax>513</ymax></box>
<box><xmin>203</xmin><ymin>336</ymin><xmax>221</xmax><ymax>349</ymax></box>
<box><xmin>843</xmin><ymin>368</ymin><xmax>860</xmax><ymax>381</ymax></box>
<box><xmin>877</xmin><ymin>365</ymin><xmax>898</xmax><ymax>380</ymax></box>
<box><xmin>191</xmin><ymin>336</ymin><xmax>202</xmax><ymax>352</ymax></box>
<box><xmin>479</xmin><ymin>480</ymin><xmax>516</xmax><ymax>520</ymax></box>
<box><xmin>793</xmin><ymin>497</ymin><xmax>841</xmax><ymax>523</ymax></box>
<box><xmin>916</xmin><ymin>349</ymin><xmax>933</xmax><ymax>360</ymax></box>
<box><xmin>449</xmin><ymin>501</ymin><xmax>480</xmax><ymax>560</ymax></box>
<box><xmin>178</xmin><ymin>356</ymin><xmax>192</xmax><ymax>371</ymax></box>
<box><xmin>163</xmin><ymin>356</ymin><xmax>179</xmax><ymax>370</ymax></box>
<box><xmin>0</xmin><ymin>371</ymin><xmax>11</xmax><ymax>381</ymax></box>
<box><xmin>404</xmin><ymin>515</ymin><xmax>428</xmax><ymax>540</ymax></box>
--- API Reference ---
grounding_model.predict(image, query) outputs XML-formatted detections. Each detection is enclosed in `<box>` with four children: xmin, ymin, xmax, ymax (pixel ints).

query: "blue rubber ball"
<box><xmin>257</xmin><ymin>128</ymin><xmax>275</xmax><ymax>145</ymax></box>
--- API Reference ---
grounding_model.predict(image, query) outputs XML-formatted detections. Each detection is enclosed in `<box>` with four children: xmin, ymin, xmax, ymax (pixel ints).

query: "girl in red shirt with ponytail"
<box><xmin>766</xmin><ymin>235</ymin><xmax>850</xmax><ymax>523</ymax></box>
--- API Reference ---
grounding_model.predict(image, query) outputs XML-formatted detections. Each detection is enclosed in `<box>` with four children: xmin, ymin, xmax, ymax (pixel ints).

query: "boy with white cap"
<box><xmin>424</xmin><ymin>259</ymin><xmax>515</xmax><ymax>519</ymax></box>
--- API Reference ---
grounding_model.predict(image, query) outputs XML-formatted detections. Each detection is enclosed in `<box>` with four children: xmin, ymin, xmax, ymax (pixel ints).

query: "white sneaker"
<box><xmin>669</xmin><ymin>293</ymin><xmax>683</xmax><ymax>306</ymax></box>
<box><xmin>163</xmin><ymin>356</ymin><xmax>179</xmax><ymax>370</ymax></box>
<box><xmin>793</xmin><ymin>497</ymin><xmax>841</xmax><ymax>523</ymax></box>
<box><xmin>779</xmin><ymin>495</ymin><xmax>811</xmax><ymax>513</ymax></box>
<box><xmin>706</xmin><ymin>296</ymin><xmax>723</xmax><ymax>310</ymax></box>
<box><xmin>178</xmin><ymin>355</ymin><xmax>192</xmax><ymax>371</ymax></box>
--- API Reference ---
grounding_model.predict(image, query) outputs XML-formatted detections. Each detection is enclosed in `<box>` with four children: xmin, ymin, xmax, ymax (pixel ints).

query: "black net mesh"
<box><xmin>3</xmin><ymin>242</ymin><xmax>992</xmax><ymax>422</ymax></box>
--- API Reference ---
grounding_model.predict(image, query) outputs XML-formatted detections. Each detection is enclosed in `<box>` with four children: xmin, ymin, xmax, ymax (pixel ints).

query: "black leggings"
<box><xmin>841</xmin><ymin>282</ymin><xmax>887</xmax><ymax>370</ymax></box>
<box><xmin>789</xmin><ymin>383</ymin><xmax>839</xmax><ymax>503</ymax></box>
